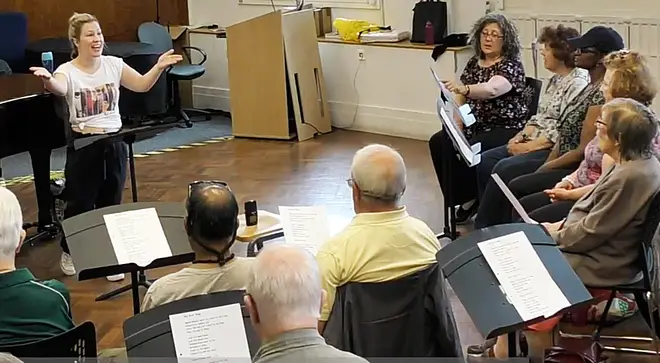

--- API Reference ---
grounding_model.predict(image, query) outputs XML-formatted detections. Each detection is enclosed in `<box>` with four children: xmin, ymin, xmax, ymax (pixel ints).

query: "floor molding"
<box><xmin>192</xmin><ymin>86</ymin><xmax>439</xmax><ymax>141</ymax></box>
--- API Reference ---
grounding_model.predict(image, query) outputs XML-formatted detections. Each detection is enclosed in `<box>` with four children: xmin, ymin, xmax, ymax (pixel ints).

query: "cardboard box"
<box><xmin>313</xmin><ymin>7</ymin><xmax>333</xmax><ymax>36</ymax></box>
<box><xmin>168</xmin><ymin>25</ymin><xmax>194</xmax><ymax>109</ymax></box>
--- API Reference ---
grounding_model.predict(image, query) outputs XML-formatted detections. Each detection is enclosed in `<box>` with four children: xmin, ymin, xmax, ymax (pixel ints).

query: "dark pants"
<box><xmin>473</xmin><ymin>146</ymin><xmax>551</xmax><ymax>228</ymax></box>
<box><xmin>515</xmin><ymin>191</ymin><xmax>575</xmax><ymax>223</ymax></box>
<box><xmin>508</xmin><ymin>168</ymin><xmax>576</xmax><ymax>199</ymax></box>
<box><xmin>429</xmin><ymin>128</ymin><xmax>519</xmax><ymax>207</ymax></box>
<box><xmin>60</xmin><ymin>138</ymin><xmax>128</xmax><ymax>253</ymax></box>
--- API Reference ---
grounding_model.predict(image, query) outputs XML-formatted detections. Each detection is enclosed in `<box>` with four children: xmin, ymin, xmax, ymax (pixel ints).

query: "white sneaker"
<box><xmin>60</xmin><ymin>252</ymin><xmax>76</xmax><ymax>276</ymax></box>
<box><xmin>107</xmin><ymin>274</ymin><xmax>125</xmax><ymax>282</ymax></box>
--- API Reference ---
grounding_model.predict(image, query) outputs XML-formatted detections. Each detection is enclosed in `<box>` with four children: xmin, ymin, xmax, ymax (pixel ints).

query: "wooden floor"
<box><xmin>8</xmin><ymin>129</ymin><xmax>659</xmax><ymax>360</ymax></box>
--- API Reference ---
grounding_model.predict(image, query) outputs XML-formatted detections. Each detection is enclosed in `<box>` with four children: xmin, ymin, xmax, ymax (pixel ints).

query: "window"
<box><xmin>237</xmin><ymin>0</ymin><xmax>381</xmax><ymax>10</ymax></box>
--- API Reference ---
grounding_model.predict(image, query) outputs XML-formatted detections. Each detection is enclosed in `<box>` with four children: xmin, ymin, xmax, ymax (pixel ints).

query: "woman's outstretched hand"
<box><xmin>29</xmin><ymin>66</ymin><xmax>52</xmax><ymax>80</ymax></box>
<box><xmin>157</xmin><ymin>49</ymin><xmax>183</xmax><ymax>70</ymax></box>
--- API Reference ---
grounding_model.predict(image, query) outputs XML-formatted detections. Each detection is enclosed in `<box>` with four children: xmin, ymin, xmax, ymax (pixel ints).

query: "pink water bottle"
<box><xmin>425</xmin><ymin>21</ymin><xmax>435</xmax><ymax>45</ymax></box>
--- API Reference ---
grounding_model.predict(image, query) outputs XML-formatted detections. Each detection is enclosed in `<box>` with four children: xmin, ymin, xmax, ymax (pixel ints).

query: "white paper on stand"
<box><xmin>169</xmin><ymin>303</ymin><xmax>251</xmax><ymax>363</ymax></box>
<box><xmin>278</xmin><ymin>206</ymin><xmax>331</xmax><ymax>255</ymax></box>
<box><xmin>439</xmin><ymin>107</ymin><xmax>475</xmax><ymax>165</ymax></box>
<box><xmin>491</xmin><ymin>174</ymin><xmax>537</xmax><ymax>224</ymax></box>
<box><xmin>478</xmin><ymin>231</ymin><xmax>570</xmax><ymax>321</ymax></box>
<box><xmin>103</xmin><ymin>207</ymin><xmax>173</xmax><ymax>267</ymax></box>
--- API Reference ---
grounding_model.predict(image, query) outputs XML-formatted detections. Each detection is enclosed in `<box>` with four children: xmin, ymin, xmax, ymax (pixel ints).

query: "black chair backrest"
<box><xmin>123</xmin><ymin>290</ymin><xmax>260</xmax><ymax>358</ymax></box>
<box><xmin>525</xmin><ymin>77</ymin><xmax>543</xmax><ymax>120</ymax></box>
<box><xmin>642</xmin><ymin>191</ymin><xmax>660</xmax><ymax>308</ymax></box>
<box><xmin>0</xmin><ymin>321</ymin><xmax>97</xmax><ymax>361</ymax></box>
<box><xmin>137</xmin><ymin>22</ymin><xmax>174</xmax><ymax>54</ymax></box>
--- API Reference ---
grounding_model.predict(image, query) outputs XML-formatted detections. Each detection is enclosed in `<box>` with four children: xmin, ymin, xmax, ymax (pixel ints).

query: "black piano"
<box><xmin>0</xmin><ymin>74</ymin><xmax>67</xmax><ymax>238</ymax></box>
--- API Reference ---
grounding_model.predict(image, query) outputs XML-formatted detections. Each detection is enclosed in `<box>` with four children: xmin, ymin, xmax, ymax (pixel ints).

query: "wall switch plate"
<box><xmin>357</xmin><ymin>49</ymin><xmax>366</xmax><ymax>61</ymax></box>
<box><xmin>496</xmin><ymin>0</ymin><xmax>504</xmax><ymax>10</ymax></box>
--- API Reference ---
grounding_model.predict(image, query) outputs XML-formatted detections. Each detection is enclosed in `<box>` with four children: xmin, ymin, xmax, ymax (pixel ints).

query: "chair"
<box><xmin>0</xmin><ymin>59</ymin><xmax>11</xmax><ymax>76</ymax></box>
<box><xmin>525</xmin><ymin>77</ymin><xmax>543</xmax><ymax>120</ymax></box>
<box><xmin>0</xmin><ymin>12</ymin><xmax>27</xmax><ymax>74</ymax></box>
<box><xmin>322</xmin><ymin>264</ymin><xmax>463</xmax><ymax>358</ymax></box>
<box><xmin>137</xmin><ymin>22</ymin><xmax>211</xmax><ymax>127</ymax></box>
<box><xmin>0</xmin><ymin>321</ymin><xmax>97</xmax><ymax>361</ymax></box>
<box><xmin>559</xmin><ymin>191</ymin><xmax>660</xmax><ymax>355</ymax></box>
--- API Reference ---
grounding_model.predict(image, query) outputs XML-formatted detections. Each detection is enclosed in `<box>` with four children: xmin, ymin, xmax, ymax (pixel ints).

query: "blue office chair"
<box><xmin>137</xmin><ymin>22</ymin><xmax>211</xmax><ymax>127</ymax></box>
<box><xmin>0</xmin><ymin>12</ymin><xmax>28</xmax><ymax>73</ymax></box>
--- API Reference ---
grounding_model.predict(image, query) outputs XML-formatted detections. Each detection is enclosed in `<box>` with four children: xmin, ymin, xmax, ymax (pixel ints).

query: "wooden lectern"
<box><xmin>226</xmin><ymin>9</ymin><xmax>332</xmax><ymax>142</ymax></box>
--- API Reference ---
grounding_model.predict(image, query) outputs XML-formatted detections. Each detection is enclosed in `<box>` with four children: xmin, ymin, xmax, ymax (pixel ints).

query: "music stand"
<box><xmin>436</xmin><ymin>223</ymin><xmax>593</xmax><ymax>357</ymax></box>
<box><xmin>432</xmin><ymin>77</ymin><xmax>482</xmax><ymax>240</ymax></box>
<box><xmin>62</xmin><ymin>202</ymin><xmax>195</xmax><ymax>314</ymax></box>
<box><xmin>124</xmin><ymin>290</ymin><xmax>260</xmax><ymax>360</ymax></box>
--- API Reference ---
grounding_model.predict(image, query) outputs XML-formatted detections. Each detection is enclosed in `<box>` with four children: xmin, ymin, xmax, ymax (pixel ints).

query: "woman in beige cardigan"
<box><xmin>492</xmin><ymin>98</ymin><xmax>660</xmax><ymax>362</ymax></box>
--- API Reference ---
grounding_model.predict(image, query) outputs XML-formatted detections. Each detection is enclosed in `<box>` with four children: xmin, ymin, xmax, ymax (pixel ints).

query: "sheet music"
<box><xmin>439</xmin><ymin>107</ymin><xmax>475</xmax><ymax>165</ymax></box>
<box><xmin>278</xmin><ymin>206</ymin><xmax>331</xmax><ymax>255</ymax></box>
<box><xmin>491</xmin><ymin>174</ymin><xmax>537</xmax><ymax>224</ymax></box>
<box><xmin>103</xmin><ymin>208</ymin><xmax>173</xmax><ymax>267</ymax></box>
<box><xmin>169</xmin><ymin>303</ymin><xmax>251</xmax><ymax>363</ymax></box>
<box><xmin>430</xmin><ymin>67</ymin><xmax>476</xmax><ymax>127</ymax></box>
<box><xmin>478</xmin><ymin>231</ymin><xmax>570</xmax><ymax>321</ymax></box>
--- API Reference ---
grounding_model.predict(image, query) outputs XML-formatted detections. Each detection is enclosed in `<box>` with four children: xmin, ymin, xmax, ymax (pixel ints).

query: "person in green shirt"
<box><xmin>0</xmin><ymin>187</ymin><xmax>74</xmax><ymax>346</ymax></box>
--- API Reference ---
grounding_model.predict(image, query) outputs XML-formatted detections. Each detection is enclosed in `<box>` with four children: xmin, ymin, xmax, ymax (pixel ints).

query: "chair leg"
<box><xmin>646</xmin><ymin>291</ymin><xmax>660</xmax><ymax>355</ymax></box>
<box><xmin>183</xmin><ymin>108</ymin><xmax>213</xmax><ymax>121</ymax></box>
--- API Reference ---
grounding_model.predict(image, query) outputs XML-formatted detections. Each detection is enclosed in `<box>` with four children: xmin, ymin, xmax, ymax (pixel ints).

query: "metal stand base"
<box><xmin>96</xmin><ymin>270</ymin><xmax>153</xmax><ymax>314</ymax></box>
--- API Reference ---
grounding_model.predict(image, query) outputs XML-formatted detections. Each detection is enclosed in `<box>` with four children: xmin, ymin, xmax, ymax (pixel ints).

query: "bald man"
<box><xmin>316</xmin><ymin>144</ymin><xmax>440</xmax><ymax>332</ymax></box>
<box><xmin>141</xmin><ymin>182</ymin><xmax>253</xmax><ymax>311</ymax></box>
<box><xmin>246</xmin><ymin>245</ymin><xmax>367</xmax><ymax>363</ymax></box>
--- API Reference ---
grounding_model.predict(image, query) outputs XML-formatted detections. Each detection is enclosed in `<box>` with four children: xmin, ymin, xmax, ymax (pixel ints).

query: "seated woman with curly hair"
<box><xmin>516</xmin><ymin>50</ymin><xmax>660</xmax><ymax>223</ymax></box>
<box><xmin>428</xmin><ymin>12</ymin><xmax>531</xmax><ymax>223</ymax></box>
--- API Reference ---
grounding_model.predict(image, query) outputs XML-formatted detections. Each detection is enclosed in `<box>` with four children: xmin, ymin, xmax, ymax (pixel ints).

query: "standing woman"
<box><xmin>428</xmin><ymin>13</ymin><xmax>531</xmax><ymax>223</ymax></box>
<box><xmin>29</xmin><ymin>13</ymin><xmax>182</xmax><ymax>277</ymax></box>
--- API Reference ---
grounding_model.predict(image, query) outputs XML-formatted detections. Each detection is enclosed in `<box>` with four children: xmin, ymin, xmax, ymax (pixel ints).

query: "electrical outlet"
<box><xmin>496</xmin><ymin>0</ymin><xmax>504</xmax><ymax>10</ymax></box>
<box><xmin>357</xmin><ymin>49</ymin><xmax>366</xmax><ymax>61</ymax></box>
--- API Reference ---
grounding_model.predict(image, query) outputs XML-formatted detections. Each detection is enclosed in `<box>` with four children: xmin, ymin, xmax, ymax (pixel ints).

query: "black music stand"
<box><xmin>435</xmin><ymin>95</ymin><xmax>481</xmax><ymax>240</ymax></box>
<box><xmin>124</xmin><ymin>290</ymin><xmax>260</xmax><ymax>361</ymax></box>
<box><xmin>436</xmin><ymin>223</ymin><xmax>593</xmax><ymax>357</ymax></box>
<box><xmin>62</xmin><ymin>202</ymin><xmax>195</xmax><ymax>314</ymax></box>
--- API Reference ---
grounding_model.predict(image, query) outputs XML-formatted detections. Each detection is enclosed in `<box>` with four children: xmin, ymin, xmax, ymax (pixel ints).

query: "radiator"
<box><xmin>508</xmin><ymin>13</ymin><xmax>660</xmax><ymax>114</ymax></box>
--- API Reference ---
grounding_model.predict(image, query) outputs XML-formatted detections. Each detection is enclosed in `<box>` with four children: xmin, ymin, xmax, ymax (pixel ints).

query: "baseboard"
<box><xmin>192</xmin><ymin>86</ymin><xmax>440</xmax><ymax>140</ymax></box>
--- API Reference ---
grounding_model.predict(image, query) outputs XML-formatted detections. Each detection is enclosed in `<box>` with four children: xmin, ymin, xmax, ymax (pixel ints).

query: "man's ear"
<box><xmin>244</xmin><ymin>294</ymin><xmax>260</xmax><ymax>325</ymax></box>
<box><xmin>15</xmin><ymin>230</ymin><xmax>26</xmax><ymax>255</ymax></box>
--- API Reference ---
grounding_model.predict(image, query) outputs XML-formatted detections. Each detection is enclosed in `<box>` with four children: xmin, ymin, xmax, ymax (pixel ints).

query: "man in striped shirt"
<box><xmin>0</xmin><ymin>187</ymin><xmax>74</xmax><ymax>346</ymax></box>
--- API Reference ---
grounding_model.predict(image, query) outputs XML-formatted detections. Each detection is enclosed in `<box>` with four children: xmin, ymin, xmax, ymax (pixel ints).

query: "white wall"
<box><xmin>503</xmin><ymin>0</ymin><xmax>660</xmax><ymax>18</ymax></box>
<box><xmin>188</xmin><ymin>0</ymin><xmax>484</xmax><ymax>140</ymax></box>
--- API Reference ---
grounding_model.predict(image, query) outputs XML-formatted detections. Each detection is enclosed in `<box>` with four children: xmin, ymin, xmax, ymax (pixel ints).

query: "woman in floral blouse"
<box><xmin>428</xmin><ymin>12</ymin><xmax>531</xmax><ymax>222</ymax></box>
<box><xmin>517</xmin><ymin>50</ymin><xmax>660</xmax><ymax>223</ymax></box>
<box><xmin>471</xmin><ymin>25</ymin><xmax>589</xmax><ymax>228</ymax></box>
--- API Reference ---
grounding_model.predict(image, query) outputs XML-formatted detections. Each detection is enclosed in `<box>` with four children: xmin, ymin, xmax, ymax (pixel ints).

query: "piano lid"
<box><xmin>0</xmin><ymin>74</ymin><xmax>49</xmax><ymax>105</ymax></box>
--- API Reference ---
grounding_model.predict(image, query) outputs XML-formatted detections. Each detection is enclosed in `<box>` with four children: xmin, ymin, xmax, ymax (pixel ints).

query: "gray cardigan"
<box><xmin>552</xmin><ymin>157</ymin><xmax>660</xmax><ymax>287</ymax></box>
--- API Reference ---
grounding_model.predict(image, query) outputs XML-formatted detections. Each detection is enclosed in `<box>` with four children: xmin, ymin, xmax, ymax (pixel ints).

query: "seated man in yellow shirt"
<box><xmin>316</xmin><ymin>144</ymin><xmax>440</xmax><ymax>333</ymax></box>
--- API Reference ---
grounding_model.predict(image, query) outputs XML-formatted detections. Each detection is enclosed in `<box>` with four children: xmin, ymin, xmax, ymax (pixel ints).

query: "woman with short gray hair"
<box><xmin>487</xmin><ymin>98</ymin><xmax>660</xmax><ymax>361</ymax></box>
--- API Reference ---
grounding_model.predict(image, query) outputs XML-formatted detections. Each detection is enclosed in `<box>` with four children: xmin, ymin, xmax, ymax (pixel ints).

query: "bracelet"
<box><xmin>464</xmin><ymin>85</ymin><xmax>471</xmax><ymax>96</ymax></box>
<box><xmin>561</xmin><ymin>176</ymin><xmax>575</xmax><ymax>185</ymax></box>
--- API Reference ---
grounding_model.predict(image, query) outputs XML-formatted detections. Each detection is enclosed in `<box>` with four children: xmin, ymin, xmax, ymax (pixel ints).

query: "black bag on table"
<box><xmin>411</xmin><ymin>0</ymin><xmax>448</xmax><ymax>44</ymax></box>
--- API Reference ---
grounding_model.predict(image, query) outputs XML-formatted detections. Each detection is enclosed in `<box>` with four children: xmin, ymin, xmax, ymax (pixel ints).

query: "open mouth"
<box><xmin>91</xmin><ymin>44</ymin><xmax>102</xmax><ymax>51</ymax></box>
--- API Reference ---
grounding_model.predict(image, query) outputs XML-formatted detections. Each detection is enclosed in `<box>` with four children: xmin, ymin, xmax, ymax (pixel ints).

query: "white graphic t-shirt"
<box><xmin>54</xmin><ymin>55</ymin><xmax>124</xmax><ymax>131</ymax></box>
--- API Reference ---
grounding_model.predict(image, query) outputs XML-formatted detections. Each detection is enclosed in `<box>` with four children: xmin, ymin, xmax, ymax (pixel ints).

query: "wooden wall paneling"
<box><xmin>0</xmin><ymin>0</ymin><xmax>188</xmax><ymax>41</ymax></box>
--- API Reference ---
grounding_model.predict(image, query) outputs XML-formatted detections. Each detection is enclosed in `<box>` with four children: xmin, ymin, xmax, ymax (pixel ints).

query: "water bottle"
<box><xmin>41</xmin><ymin>51</ymin><xmax>54</xmax><ymax>73</ymax></box>
<box><xmin>425</xmin><ymin>21</ymin><xmax>435</xmax><ymax>45</ymax></box>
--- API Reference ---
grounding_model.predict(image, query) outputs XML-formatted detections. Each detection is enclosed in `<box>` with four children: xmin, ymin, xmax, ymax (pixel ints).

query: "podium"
<box><xmin>62</xmin><ymin>202</ymin><xmax>195</xmax><ymax>314</ymax></box>
<box><xmin>123</xmin><ymin>290</ymin><xmax>260</xmax><ymax>360</ymax></box>
<box><xmin>226</xmin><ymin>9</ymin><xmax>332</xmax><ymax>142</ymax></box>
<box><xmin>436</xmin><ymin>223</ymin><xmax>593</xmax><ymax>356</ymax></box>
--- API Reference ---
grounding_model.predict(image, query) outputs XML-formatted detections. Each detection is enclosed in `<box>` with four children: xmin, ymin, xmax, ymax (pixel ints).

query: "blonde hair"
<box><xmin>603</xmin><ymin>50</ymin><xmax>658</xmax><ymax>106</ymax></box>
<box><xmin>602</xmin><ymin>98</ymin><xmax>657</xmax><ymax>161</ymax></box>
<box><xmin>68</xmin><ymin>12</ymin><xmax>98</xmax><ymax>59</ymax></box>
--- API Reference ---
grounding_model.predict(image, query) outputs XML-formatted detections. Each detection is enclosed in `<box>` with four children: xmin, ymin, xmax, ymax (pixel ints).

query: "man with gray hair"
<box><xmin>245</xmin><ymin>244</ymin><xmax>367</xmax><ymax>363</ymax></box>
<box><xmin>316</xmin><ymin>144</ymin><xmax>440</xmax><ymax>332</ymax></box>
<box><xmin>0</xmin><ymin>187</ymin><xmax>74</xmax><ymax>345</ymax></box>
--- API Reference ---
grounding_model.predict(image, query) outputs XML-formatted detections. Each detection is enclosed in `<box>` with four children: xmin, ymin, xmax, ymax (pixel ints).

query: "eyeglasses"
<box><xmin>345</xmin><ymin>177</ymin><xmax>402</xmax><ymax>201</ymax></box>
<box><xmin>576</xmin><ymin>47</ymin><xmax>599</xmax><ymax>54</ymax></box>
<box><xmin>595</xmin><ymin>117</ymin><xmax>607</xmax><ymax>127</ymax></box>
<box><xmin>188</xmin><ymin>180</ymin><xmax>230</xmax><ymax>198</ymax></box>
<box><xmin>481</xmin><ymin>31</ymin><xmax>503</xmax><ymax>40</ymax></box>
